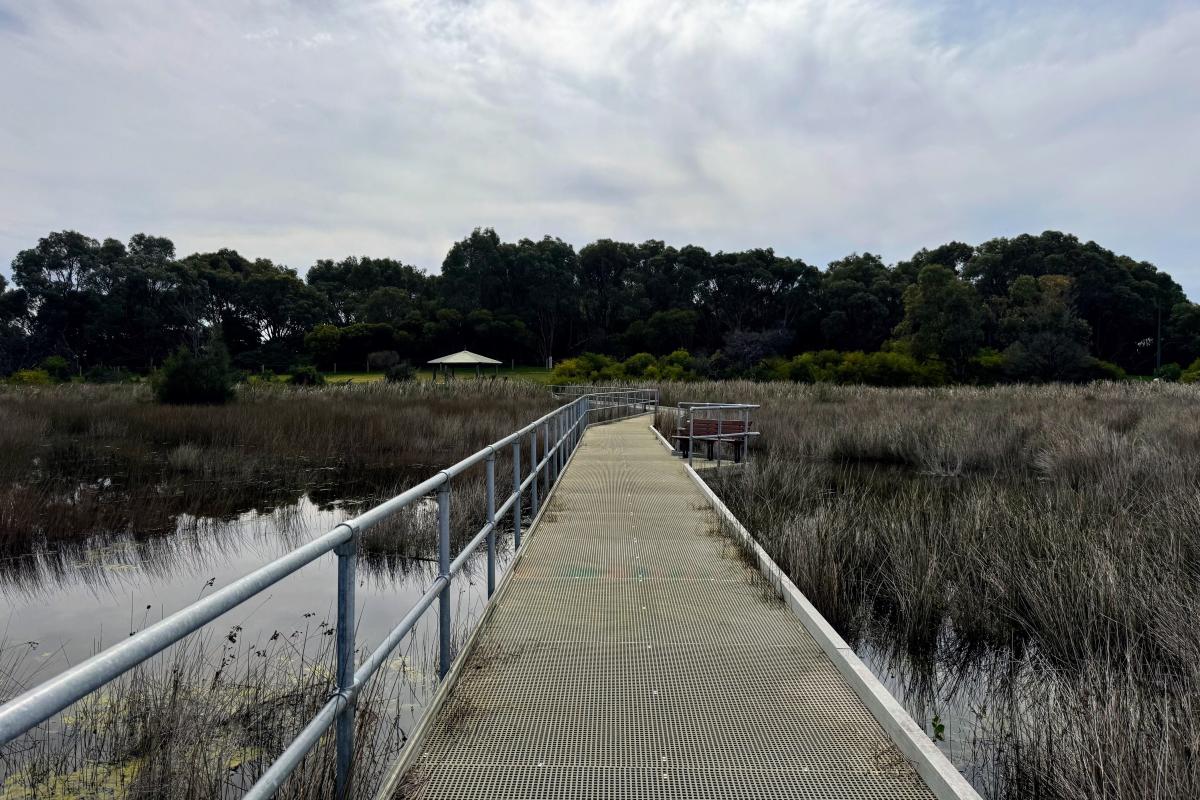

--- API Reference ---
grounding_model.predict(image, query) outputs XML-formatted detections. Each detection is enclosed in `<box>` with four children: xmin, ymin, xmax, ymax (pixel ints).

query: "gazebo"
<box><xmin>427</xmin><ymin>350</ymin><xmax>503</xmax><ymax>380</ymax></box>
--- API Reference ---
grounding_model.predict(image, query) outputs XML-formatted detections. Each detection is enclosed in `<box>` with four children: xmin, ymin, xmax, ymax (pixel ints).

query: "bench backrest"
<box><xmin>685</xmin><ymin>419</ymin><xmax>747</xmax><ymax>435</ymax></box>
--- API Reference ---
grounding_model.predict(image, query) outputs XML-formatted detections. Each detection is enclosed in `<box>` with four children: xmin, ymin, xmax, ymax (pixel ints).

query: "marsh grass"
<box><xmin>0</xmin><ymin>615</ymin><xmax>442</xmax><ymax>800</ymax></box>
<box><xmin>0</xmin><ymin>381</ymin><xmax>556</xmax><ymax>556</ymax></box>
<box><xmin>659</xmin><ymin>381</ymin><xmax>1200</xmax><ymax>799</ymax></box>
<box><xmin>0</xmin><ymin>380</ymin><xmax>557</xmax><ymax>798</ymax></box>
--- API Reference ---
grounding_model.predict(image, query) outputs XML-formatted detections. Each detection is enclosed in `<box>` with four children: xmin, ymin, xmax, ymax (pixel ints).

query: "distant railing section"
<box><xmin>549</xmin><ymin>384</ymin><xmax>656</xmax><ymax>402</ymax></box>
<box><xmin>0</xmin><ymin>389</ymin><xmax>655</xmax><ymax>799</ymax></box>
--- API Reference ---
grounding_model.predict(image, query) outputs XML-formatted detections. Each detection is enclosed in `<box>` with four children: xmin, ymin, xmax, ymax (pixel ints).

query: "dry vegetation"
<box><xmin>0</xmin><ymin>380</ymin><xmax>557</xmax><ymax>798</ymax></box>
<box><xmin>0</xmin><ymin>619</ymin><xmax>440</xmax><ymax>799</ymax></box>
<box><xmin>0</xmin><ymin>380</ymin><xmax>556</xmax><ymax>556</ymax></box>
<box><xmin>657</xmin><ymin>380</ymin><xmax>1200</xmax><ymax>799</ymax></box>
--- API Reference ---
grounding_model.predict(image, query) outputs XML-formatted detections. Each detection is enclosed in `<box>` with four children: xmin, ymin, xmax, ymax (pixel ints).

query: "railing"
<box><xmin>0</xmin><ymin>389</ymin><xmax>656</xmax><ymax>799</ymax></box>
<box><xmin>676</xmin><ymin>402</ymin><xmax>761</xmax><ymax>468</ymax></box>
<box><xmin>549</xmin><ymin>383</ymin><xmax>656</xmax><ymax>400</ymax></box>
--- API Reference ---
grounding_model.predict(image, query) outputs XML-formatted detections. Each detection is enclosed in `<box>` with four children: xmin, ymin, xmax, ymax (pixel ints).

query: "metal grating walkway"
<box><xmin>395</xmin><ymin>415</ymin><xmax>935</xmax><ymax>799</ymax></box>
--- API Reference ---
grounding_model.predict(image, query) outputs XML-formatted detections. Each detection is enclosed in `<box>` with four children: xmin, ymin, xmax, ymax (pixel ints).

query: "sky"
<box><xmin>1</xmin><ymin>0</ymin><xmax>1198</xmax><ymax>295</ymax></box>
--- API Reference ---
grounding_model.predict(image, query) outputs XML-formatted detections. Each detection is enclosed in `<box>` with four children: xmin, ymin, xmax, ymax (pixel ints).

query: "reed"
<box><xmin>0</xmin><ymin>381</ymin><xmax>557</xmax><ymax>554</ymax></box>
<box><xmin>659</xmin><ymin>381</ymin><xmax>1200</xmax><ymax>799</ymax></box>
<box><xmin>0</xmin><ymin>614</ymin><xmax>442</xmax><ymax>799</ymax></box>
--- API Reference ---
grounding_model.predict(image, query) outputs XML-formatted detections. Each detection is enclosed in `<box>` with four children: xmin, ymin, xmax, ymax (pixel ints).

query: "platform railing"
<box><xmin>676</xmin><ymin>402</ymin><xmax>761</xmax><ymax>468</ymax></box>
<box><xmin>0</xmin><ymin>389</ymin><xmax>655</xmax><ymax>799</ymax></box>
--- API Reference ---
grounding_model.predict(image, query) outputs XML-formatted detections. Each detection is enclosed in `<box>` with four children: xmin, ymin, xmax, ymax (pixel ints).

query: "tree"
<box><xmin>0</xmin><ymin>273</ymin><xmax>30</xmax><ymax>375</ymax></box>
<box><xmin>506</xmin><ymin>236</ymin><xmax>578</xmax><ymax>363</ymax></box>
<box><xmin>621</xmin><ymin>309</ymin><xmax>699</xmax><ymax>355</ymax></box>
<box><xmin>3</xmin><ymin>226</ymin><xmax>1192</xmax><ymax>383</ymax></box>
<box><xmin>179</xmin><ymin>250</ymin><xmax>326</xmax><ymax>369</ymax></box>
<box><xmin>963</xmin><ymin>232</ymin><xmax>1185</xmax><ymax>371</ymax></box>
<box><xmin>307</xmin><ymin>255</ymin><xmax>432</xmax><ymax>324</ymax></box>
<box><xmin>697</xmin><ymin>249</ymin><xmax>819</xmax><ymax>343</ymax></box>
<box><xmin>999</xmin><ymin>275</ymin><xmax>1094</xmax><ymax>382</ymax></box>
<box><xmin>11</xmin><ymin>231</ymin><xmax>109</xmax><ymax>365</ymax></box>
<box><xmin>578</xmin><ymin>239</ymin><xmax>639</xmax><ymax>349</ymax></box>
<box><xmin>895</xmin><ymin>264</ymin><xmax>984</xmax><ymax>376</ymax></box>
<box><xmin>1165</xmin><ymin>302</ymin><xmax>1200</xmax><ymax>367</ymax></box>
<box><xmin>819</xmin><ymin>253</ymin><xmax>907</xmax><ymax>352</ymax></box>
<box><xmin>304</xmin><ymin>324</ymin><xmax>342</xmax><ymax>370</ymax></box>
<box><xmin>440</xmin><ymin>228</ymin><xmax>506</xmax><ymax>313</ymax></box>
<box><xmin>895</xmin><ymin>241</ymin><xmax>974</xmax><ymax>283</ymax></box>
<box><xmin>336</xmin><ymin>323</ymin><xmax>406</xmax><ymax>371</ymax></box>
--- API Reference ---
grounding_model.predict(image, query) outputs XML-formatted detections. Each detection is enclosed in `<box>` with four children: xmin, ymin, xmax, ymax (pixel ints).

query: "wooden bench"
<box><xmin>670</xmin><ymin>418</ymin><xmax>750</xmax><ymax>462</ymax></box>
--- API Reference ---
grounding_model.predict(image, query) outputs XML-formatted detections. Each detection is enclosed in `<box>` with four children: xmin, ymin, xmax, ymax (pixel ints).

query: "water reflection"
<box><xmin>0</xmin><ymin>491</ymin><xmax>513</xmax><ymax>714</ymax></box>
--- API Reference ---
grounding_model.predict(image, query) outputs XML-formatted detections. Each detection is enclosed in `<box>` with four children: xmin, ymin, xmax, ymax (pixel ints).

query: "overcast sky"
<box><xmin>1</xmin><ymin>0</ymin><xmax>1198</xmax><ymax>295</ymax></box>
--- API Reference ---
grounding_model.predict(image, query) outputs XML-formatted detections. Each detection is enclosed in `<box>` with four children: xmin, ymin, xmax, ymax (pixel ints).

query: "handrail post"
<box><xmin>530</xmin><ymin>430</ymin><xmax>539</xmax><ymax>517</ymax></box>
<box><xmin>542</xmin><ymin>421</ymin><xmax>550</xmax><ymax>497</ymax></box>
<box><xmin>717</xmin><ymin>409</ymin><xmax>723</xmax><ymax>469</ymax></box>
<box><xmin>688</xmin><ymin>410</ymin><xmax>694</xmax><ymax>468</ymax></box>
<box><xmin>437</xmin><ymin>483</ymin><xmax>451</xmax><ymax>679</ymax></box>
<box><xmin>512</xmin><ymin>439</ymin><xmax>522</xmax><ymax>549</ymax></box>
<box><xmin>743</xmin><ymin>407</ymin><xmax>749</xmax><ymax>464</ymax></box>
<box><xmin>549</xmin><ymin>415</ymin><xmax>556</xmax><ymax>485</ymax></box>
<box><xmin>557</xmin><ymin>413</ymin><xmax>564</xmax><ymax>474</ymax></box>
<box><xmin>552</xmin><ymin>415</ymin><xmax>560</xmax><ymax>484</ymax></box>
<box><xmin>485</xmin><ymin>452</ymin><xmax>496</xmax><ymax>597</ymax></box>
<box><xmin>334</xmin><ymin>528</ymin><xmax>358</xmax><ymax>799</ymax></box>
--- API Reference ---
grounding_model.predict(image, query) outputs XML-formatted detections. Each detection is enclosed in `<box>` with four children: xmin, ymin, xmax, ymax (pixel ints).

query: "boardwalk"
<box><xmin>393</xmin><ymin>415</ymin><xmax>936</xmax><ymax>799</ymax></box>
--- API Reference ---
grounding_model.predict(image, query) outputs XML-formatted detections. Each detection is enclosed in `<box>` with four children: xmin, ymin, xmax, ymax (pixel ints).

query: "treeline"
<box><xmin>1</xmin><ymin>227</ymin><xmax>1197</xmax><ymax>382</ymax></box>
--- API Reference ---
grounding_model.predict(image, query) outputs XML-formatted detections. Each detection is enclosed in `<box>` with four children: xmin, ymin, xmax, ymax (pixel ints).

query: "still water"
<box><xmin>2</xmin><ymin>480</ymin><xmax>1005</xmax><ymax>796</ymax></box>
<box><xmin>0</xmin><ymin>492</ymin><xmax>514</xmax><ymax>725</ymax></box>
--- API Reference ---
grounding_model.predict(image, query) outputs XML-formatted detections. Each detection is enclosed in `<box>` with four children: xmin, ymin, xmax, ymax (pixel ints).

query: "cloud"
<box><xmin>1</xmin><ymin>0</ymin><xmax>1197</xmax><ymax>294</ymax></box>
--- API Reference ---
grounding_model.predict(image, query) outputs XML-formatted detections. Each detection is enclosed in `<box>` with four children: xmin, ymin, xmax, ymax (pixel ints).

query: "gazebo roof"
<box><xmin>427</xmin><ymin>350</ymin><xmax>503</xmax><ymax>365</ymax></box>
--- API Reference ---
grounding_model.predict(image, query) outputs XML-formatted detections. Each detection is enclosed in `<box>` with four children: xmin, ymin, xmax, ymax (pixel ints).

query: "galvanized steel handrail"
<box><xmin>0</xmin><ymin>387</ymin><xmax>658</xmax><ymax>799</ymax></box>
<box><xmin>676</xmin><ymin>401</ymin><xmax>761</xmax><ymax>468</ymax></box>
<box><xmin>548</xmin><ymin>384</ymin><xmax>631</xmax><ymax>396</ymax></box>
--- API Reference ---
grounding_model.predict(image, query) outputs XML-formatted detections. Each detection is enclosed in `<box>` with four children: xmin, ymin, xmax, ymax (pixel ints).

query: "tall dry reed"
<box><xmin>0</xmin><ymin>381</ymin><xmax>557</xmax><ymax>554</ymax></box>
<box><xmin>657</xmin><ymin>381</ymin><xmax>1200</xmax><ymax>799</ymax></box>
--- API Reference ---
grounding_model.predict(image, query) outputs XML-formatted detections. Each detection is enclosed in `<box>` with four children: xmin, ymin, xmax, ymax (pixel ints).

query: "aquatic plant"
<box><xmin>657</xmin><ymin>380</ymin><xmax>1200</xmax><ymax>799</ymax></box>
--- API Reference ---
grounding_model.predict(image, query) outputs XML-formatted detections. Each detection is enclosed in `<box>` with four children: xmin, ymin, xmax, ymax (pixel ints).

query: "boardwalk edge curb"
<box><xmin>680</xmin><ymin>449</ymin><xmax>982</xmax><ymax>800</ymax></box>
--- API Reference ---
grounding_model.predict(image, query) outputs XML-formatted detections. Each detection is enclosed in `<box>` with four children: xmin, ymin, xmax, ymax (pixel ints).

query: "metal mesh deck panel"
<box><xmin>396</xmin><ymin>416</ymin><xmax>935</xmax><ymax>799</ymax></box>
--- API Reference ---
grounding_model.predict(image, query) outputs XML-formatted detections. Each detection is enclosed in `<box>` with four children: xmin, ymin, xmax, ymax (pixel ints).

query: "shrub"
<box><xmin>752</xmin><ymin>357</ymin><xmax>792</xmax><ymax>382</ymax></box>
<box><xmin>838</xmin><ymin>351</ymin><xmax>946</xmax><ymax>387</ymax></box>
<box><xmin>652</xmin><ymin>349</ymin><xmax>698</xmax><ymax>381</ymax></box>
<box><xmin>7</xmin><ymin>369</ymin><xmax>51</xmax><ymax>386</ymax></box>
<box><xmin>385</xmin><ymin>362</ymin><xmax>416</xmax><ymax>383</ymax></box>
<box><xmin>622</xmin><ymin>352</ymin><xmax>657</xmax><ymax>379</ymax></box>
<box><xmin>784</xmin><ymin>358</ymin><xmax>816</xmax><ymax>383</ymax></box>
<box><xmin>1152</xmin><ymin>362</ymin><xmax>1182</xmax><ymax>382</ymax></box>
<box><xmin>967</xmin><ymin>348</ymin><xmax>1007</xmax><ymax>385</ymax></box>
<box><xmin>551</xmin><ymin>353</ymin><xmax>623</xmax><ymax>383</ymax></box>
<box><xmin>39</xmin><ymin>355</ymin><xmax>72</xmax><ymax>381</ymax></box>
<box><xmin>288</xmin><ymin>365</ymin><xmax>326</xmax><ymax>386</ymax></box>
<box><xmin>793</xmin><ymin>350</ymin><xmax>845</xmax><ymax>383</ymax></box>
<box><xmin>84</xmin><ymin>365</ymin><xmax>131</xmax><ymax>384</ymax></box>
<box><xmin>765</xmin><ymin>350</ymin><xmax>945</xmax><ymax>387</ymax></box>
<box><xmin>153</xmin><ymin>343</ymin><xmax>237</xmax><ymax>405</ymax></box>
<box><xmin>1084</xmin><ymin>358</ymin><xmax>1128</xmax><ymax>382</ymax></box>
<box><xmin>1182</xmin><ymin>358</ymin><xmax>1200</xmax><ymax>384</ymax></box>
<box><xmin>367</xmin><ymin>350</ymin><xmax>401</xmax><ymax>371</ymax></box>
